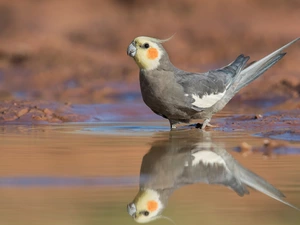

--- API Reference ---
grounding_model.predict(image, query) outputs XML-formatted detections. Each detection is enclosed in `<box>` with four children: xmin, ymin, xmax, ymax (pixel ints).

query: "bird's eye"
<box><xmin>144</xmin><ymin>43</ymin><xmax>150</xmax><ymax>49</ymax></box>
<box><xmin>143</xmin><ymin>211</ymin><xmax>149</xmax><ymax>216</ymax></box>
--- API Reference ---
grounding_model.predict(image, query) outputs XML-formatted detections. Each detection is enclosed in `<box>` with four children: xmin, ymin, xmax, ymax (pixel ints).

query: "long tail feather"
<box><xmin>239</xmin><ymin>166</ymin><xmax>300</xmax><ymax>211</ymax></box>
<box><xmin>236</xmin><ymin>37</ymin><xmax>300</xmax><ymax>92</ymax></box>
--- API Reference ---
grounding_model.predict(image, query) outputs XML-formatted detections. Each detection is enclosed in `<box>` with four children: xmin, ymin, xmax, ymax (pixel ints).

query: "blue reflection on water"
<box><xmin>81</xmin><ymin>124</ymin><xmax>169</xmax><ymax>135</ymax></box>
<box><xmin>0</xmin><ymin>176</ymin><xmax>138</xmax><ymax>187</ymax></box>
<box><xmin>254</xmin><ymin>130</ymin><xmax>300</xmax><ymax>142</ymax></box>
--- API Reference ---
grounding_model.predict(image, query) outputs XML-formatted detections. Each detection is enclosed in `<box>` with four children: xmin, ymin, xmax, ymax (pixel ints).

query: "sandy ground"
<box><xmin>0</xmin><ymin>0</ymin><xmax>300</xmax><ymax>124</ymax></box>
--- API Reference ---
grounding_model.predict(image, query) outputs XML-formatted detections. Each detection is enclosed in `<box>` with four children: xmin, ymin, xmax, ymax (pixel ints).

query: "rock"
<box><xmin>43</xmin><ymin>108</ymin><xmax>53</xmax><ymax>116</ymax></box>
<box><xmin>240</xmin><ymin>142</ymin><xmax>253</xmax><ymax>157</ymax></box>
<box><xmin>17</xmin><ymin>107</ymin><xmax>30</xmax><ymax>118</ymax></box>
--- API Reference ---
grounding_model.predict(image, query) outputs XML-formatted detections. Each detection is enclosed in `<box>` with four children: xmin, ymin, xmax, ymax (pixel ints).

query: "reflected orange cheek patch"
<box><xmin>147</xmin><ymin>200</ymin><xmax>158</xmax><ymax>212</ymax></box>
<box><xmin>147</xmin><ymin>48</ymin><xmax>158</xmax><ymax>60</ymax></box>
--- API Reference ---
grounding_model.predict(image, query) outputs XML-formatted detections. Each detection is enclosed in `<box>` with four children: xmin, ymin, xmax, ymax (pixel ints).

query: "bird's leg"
<box><xmin>169</xmin><ymin>120</ymin><xmax>180</xmax><ymax>130</ymax></box>
<box><xmin>201</xmin><ymin>118</ymin><xmax>218</xmax><ymax>129</ymax></box>
<box><xmin>201</xmin><ymin>118</ymin><xmax>211</xmax><ymax>130</ymax></box>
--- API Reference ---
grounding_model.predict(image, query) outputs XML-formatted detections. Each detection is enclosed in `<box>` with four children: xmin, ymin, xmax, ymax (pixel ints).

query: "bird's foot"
<box><xmin>194</xmin><ymin>123</ymin><xmax>202</xmax><ymax>129</ymax></box>
<box><xmin>200</xmin><ymin>119</ymin><xmax>217</xmax><ymax>130</ymax></box>
<box><xmin>171</xmin><ymin>124</ymin><xmax>177</xmax><ymax>130</ymax></box>
<box><xmin>196</xmin><ymin>121</ymin><xmax>218</xmax><ymax>130</ymax></box>
<box><xmin>170</xmin><ymin>121</ymin><xmax>180</xmax><ymax>130</ymax></box>
<box><xmin>170</xmin><ymin>122</ymin><xmax>218</xmax><ymax>131</ymax></box>
<box><xmin>206</xmin><ymin>123</ymin><xmax>218</xmax><ymax>128</ymax></box>
<box><xmin>170</xmin><ymin>123</ymin><xmax>198</xmax><ymax>131</ymax></box>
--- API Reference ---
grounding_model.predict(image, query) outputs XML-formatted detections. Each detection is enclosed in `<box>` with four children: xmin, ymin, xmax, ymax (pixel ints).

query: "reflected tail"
<box><xmin>239</xmin><ymin>166</ymin><xmax>300</xmax><ymax>211</ymax></box>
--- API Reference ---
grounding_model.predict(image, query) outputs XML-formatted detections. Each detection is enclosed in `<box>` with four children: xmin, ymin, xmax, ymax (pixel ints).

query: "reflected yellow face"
<box><xmin>127</xmin><ymin>36</ymin><xmax>164</xmax><ymax>71</ymax></box>
<box><xmin>127</xmin><ymin>189</ymin><xmax>163</xmax><ymax>223</ymax></box>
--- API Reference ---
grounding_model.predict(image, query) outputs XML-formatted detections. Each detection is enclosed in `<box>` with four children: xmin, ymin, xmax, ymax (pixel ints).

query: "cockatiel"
<box><xmin>127</xmin><ymin>131</ymin><xmax>299</xmax><ymax>223</ymax></box>
<box><xmin>127</xmin><ymin>36</ymin><xmax>299</xmax><ymax>130</ymax></box>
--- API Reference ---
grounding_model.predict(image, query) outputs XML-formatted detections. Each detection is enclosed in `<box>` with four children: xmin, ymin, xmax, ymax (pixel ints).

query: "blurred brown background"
<box><xmin>0</xmin><ymin>0</ymin><xmax>299</xmax><ymax>104</ymax></box>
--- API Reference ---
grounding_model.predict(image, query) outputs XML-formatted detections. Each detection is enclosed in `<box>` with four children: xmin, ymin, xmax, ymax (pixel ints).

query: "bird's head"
<box><xmin>127</xmin><ymin>35</ymin><xmax>174</xmax><ymax>71</ymax></box>
<box><xmin>127</xmin><ymin>189</ymin><xmax>164</xmax><ymax>223</ymax></box>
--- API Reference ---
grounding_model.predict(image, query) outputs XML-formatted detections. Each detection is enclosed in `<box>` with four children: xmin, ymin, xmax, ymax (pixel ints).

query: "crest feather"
<box><xmin>151</xmin><ymin>34</ymin><xmax>175</xmax><ymax>43</ymax></box>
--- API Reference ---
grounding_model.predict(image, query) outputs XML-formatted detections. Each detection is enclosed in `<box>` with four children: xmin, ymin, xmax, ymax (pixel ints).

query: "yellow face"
<box><xmin>127</xmin><ymin>189</ymin><xmax>163</xmax><ymax>223</ymax></box>
<box><xmin>127</xmin><ymin>36</ymin><xmax>163</xmax><ymax>71</ymax></box>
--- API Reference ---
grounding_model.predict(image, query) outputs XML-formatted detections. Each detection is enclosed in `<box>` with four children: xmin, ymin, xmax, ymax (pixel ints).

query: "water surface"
<box><xmin>0</xmin><ymin>122</ymin><xmax>299</xmax><ymax>225</ymax></box>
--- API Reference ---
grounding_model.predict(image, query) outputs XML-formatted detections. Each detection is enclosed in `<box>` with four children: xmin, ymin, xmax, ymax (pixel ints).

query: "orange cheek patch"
<box><xmin>147</xmin><ymin>200</ymin><xmax>158</xmax><ymax>212</ymax></box>
<box><xmin>147</xmin><ymin>48</ymin><xmax>158</xmax><ymax>60</ymax></box>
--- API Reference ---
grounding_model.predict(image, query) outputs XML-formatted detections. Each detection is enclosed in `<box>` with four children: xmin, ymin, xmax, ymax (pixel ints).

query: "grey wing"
<box><xmin>177</xmin><ymin>149</ymin><xmax>249</xmax><ymax>196</ymax></box>
<box><xmin>175</xmin><ymin>55</ymin><xmax>250</xmax><ymax>110</ymax></box>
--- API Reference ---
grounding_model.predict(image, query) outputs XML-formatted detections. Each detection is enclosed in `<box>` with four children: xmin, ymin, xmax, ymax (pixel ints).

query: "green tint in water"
<box><xmin>0</xmin><ymin>123</ymin><xmax>299</xmax><ymax>225</ymax></box>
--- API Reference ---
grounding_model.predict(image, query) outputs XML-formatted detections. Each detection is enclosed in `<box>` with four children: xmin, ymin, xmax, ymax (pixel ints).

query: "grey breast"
<box><xmin>139</xmin><ymin>69</ymin><xmax>189</xmax><ymax>119</ymax></box>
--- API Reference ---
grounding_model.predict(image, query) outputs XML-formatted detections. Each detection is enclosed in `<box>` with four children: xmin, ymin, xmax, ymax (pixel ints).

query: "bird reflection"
<box><xmin>127</xmin><ymin>130</ymin><xmax>299</xmax><ymax>223</ymax></box>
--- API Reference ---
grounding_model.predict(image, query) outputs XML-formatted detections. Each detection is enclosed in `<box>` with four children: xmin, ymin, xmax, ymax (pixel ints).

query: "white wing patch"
<box><xmin>190</xmin><ymin>91</ymin><xmax>225</xmax><ymax>108</ymax></box>
<box><xmin>191</xmin><ymin>151</ymin><xmax>226</xmax><ymax>167</ymax></box>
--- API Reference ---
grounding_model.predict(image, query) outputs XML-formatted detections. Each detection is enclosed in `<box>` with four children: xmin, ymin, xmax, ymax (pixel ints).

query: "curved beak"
<box><xmin>127</xmin><ymin>202</ymin><xmax>137</xmax><ymax>218</ymax></box>
<box><xmin>127</xmin><ymin>42</ymin><xmax>137</xmax><ymax>57</ymax></box>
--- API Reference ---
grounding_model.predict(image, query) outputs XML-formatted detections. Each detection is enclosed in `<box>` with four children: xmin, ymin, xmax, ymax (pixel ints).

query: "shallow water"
<box><xmin>0</xmin><ymin>122</ymin><xmax>300</xmax><ymax>225</ymax></box>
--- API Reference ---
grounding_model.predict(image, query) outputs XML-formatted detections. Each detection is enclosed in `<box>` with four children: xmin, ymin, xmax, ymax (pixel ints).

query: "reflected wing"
<box><xmin>179</xmin><ymin>149</ymin><xmax>249</xmax><ymax>196</ymax></box>
<box><xmin>178</xmin><ymin>145</ymin><xmax>300</xmax><ymax>210</ymax></box>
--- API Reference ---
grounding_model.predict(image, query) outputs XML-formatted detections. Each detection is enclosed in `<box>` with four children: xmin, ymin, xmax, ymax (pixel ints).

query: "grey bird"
<box><xmin>127</xmin><ymin>131</ymin><xmax>299</xmax><ymax>223</ymax></box>
<box><xmin>127</xmin><ymin>36</ymin><xmax>299</xmax><ymax>130</ymax></box>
